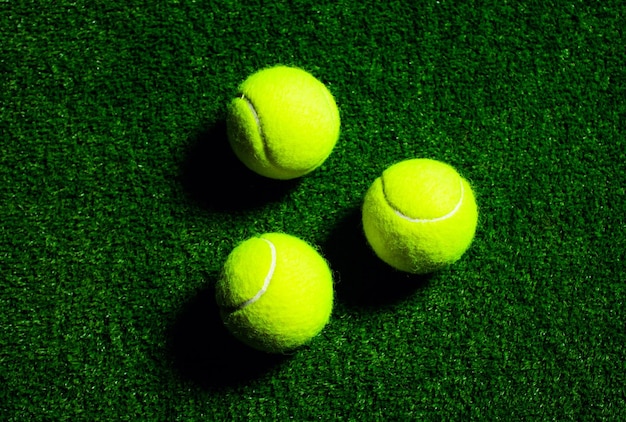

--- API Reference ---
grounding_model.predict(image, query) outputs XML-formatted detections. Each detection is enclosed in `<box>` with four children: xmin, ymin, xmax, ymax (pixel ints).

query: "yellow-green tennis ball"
<box><xmin>226</xmin><ymin>65</ymin><xmax>340</xmax><ymax>180</ymax></box>
<box><xmin>362</xmin><ymin>158</ymin><xmax>478</xmax><ymax>274</ymax></box>
<box><xmin>215</xmin><ymin>233</ymin><xmax>334</xmax><ymax>353</ymax></box>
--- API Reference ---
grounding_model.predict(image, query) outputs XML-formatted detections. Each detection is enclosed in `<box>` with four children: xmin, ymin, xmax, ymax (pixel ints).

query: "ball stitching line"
<box><xmin>382</xmin><ymin>178</ymin><xmax>465</xmax><ymax>223</ymax></box>
<box><xmin>240</xmin><ymin>93</ymin><xmax>265</xmax><ymax>145</ymax></box>
<box><xmin>236</xmin><ymin>237</ymin><xmax>276</xmax><ymax>310</ymax></box>
<box><xmin>239</xmin><ymin>92</ymin><xmax>285</xmax><ymax>169</ymax></box>
<box><xmin>240</xmin><ymin>93</ymin><xmax>261</xmax><ymax>131</ymax></box>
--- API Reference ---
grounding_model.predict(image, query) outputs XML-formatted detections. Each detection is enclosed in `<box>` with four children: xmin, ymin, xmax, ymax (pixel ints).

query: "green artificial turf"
<box><xmin>1</xmin><ymin>0</ymin><xmax>625</xmax><ymax>420</ymax></box>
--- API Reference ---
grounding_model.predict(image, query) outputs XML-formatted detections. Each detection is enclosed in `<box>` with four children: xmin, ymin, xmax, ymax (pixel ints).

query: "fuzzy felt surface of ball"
<box><xmin>226</xmin><ymin>65</ymin><xmax>340</xmax><ymax>180</ymax></box>
<box><xmin>215</xmin><ymin>233</ymin><xmax>334</xmax><ymax>353</ymax></box>
<box><xmin>362</xmin><ymin>158</ymin><xmax>478</xmax><ymax>274</ymax></box>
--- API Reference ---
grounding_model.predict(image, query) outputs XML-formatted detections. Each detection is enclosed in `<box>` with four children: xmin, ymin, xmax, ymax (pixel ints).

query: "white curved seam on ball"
<box><xmin>240</xmin><ymin>93</ymin><xmax>282</xmax><ymax>170</ymax></box>
<box><xmin>385</xmin><ymin>179</ymin><xmax>465</xmax><ymax>223</ymax></box>
<box><xmin>241</xmin><ymin>93</ymin><xmax>262</xmax><ymax>133</ymax></box>
<box><xmin>237</xmin><ymin>238</ymin><xmax>276</xmax><ymax>310</ymax></box>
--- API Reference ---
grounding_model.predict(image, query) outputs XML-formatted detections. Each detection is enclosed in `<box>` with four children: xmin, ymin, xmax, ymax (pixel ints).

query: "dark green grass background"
<box><xmin>2</xmin><ymin>1</ymin><xmax>625</xmax><ymax>420</ymax></box>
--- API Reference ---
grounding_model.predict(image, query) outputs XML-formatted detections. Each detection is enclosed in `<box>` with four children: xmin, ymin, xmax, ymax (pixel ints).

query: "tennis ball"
<box><xmin>362</xmin><ymin>158</ymin><xmax>478</xmax><ymax>274</ymax></box>
<box><xmin>226</xmin><ymin>65</ymin><xmax>340</xmax><ymax>180</ymax></box>
<box><xmin>215</xmin><ymin>233</ymin><xmax>334</xmax><ymax>353</ymax></box>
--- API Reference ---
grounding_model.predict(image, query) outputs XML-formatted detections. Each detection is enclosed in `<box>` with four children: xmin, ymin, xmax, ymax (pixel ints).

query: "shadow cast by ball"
<box><xmin>167</xmin><ymin>283</ymin><xmax>288</xmax><ymax>390</ymax></box>
<box><xmin>180</xmin><ymin>120</ymin><xmax>300</xmax><ymax>212</ymax></box>
<box><xmin>323</xmin><ymin>207</ymin><xmax>431</xmax><ymax>309</ymax></box>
